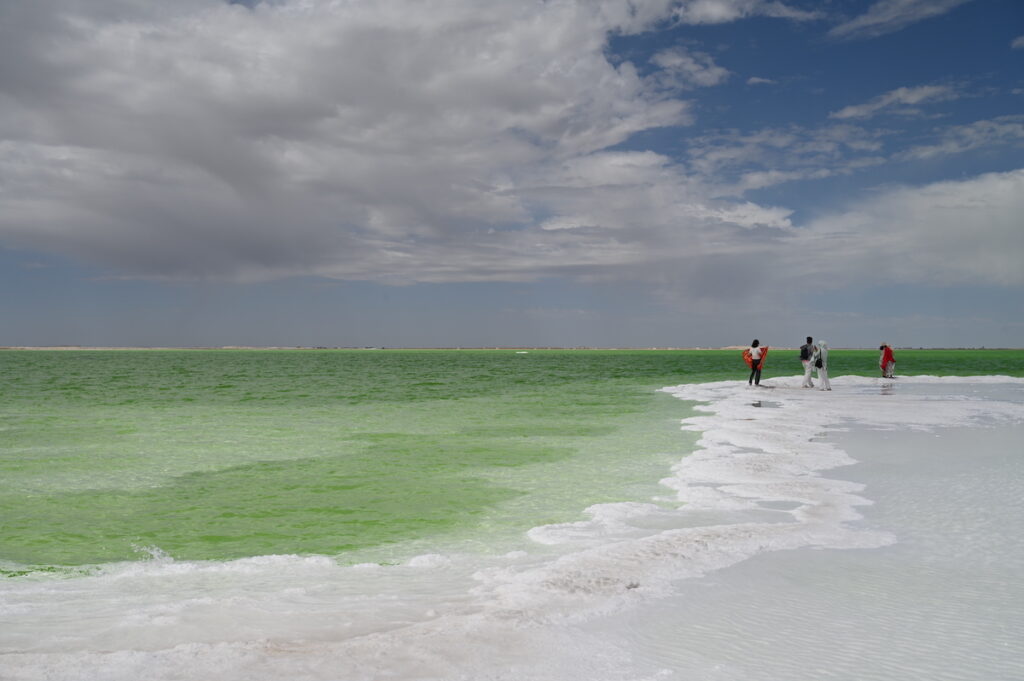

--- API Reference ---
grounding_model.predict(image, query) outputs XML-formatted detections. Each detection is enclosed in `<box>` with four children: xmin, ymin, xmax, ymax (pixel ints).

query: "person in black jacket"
<box><xmin>800</xmin><ymin>336</ymin><xmax>815</xmax><ymax>388</ymax></box>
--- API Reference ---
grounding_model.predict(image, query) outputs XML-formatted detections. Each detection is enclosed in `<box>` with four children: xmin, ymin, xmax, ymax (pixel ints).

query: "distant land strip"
<box><xmin>1</xmin><ymin>346</ymin><xmax>1015</xmax><ymax>351</ymax></box>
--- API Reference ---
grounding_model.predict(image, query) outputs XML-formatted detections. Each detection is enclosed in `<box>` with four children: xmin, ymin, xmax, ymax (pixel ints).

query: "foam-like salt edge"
<box><xmin>489</xmin><ymin>375</ymin><xmax>1024</xmax><ymax>615</ymax></box>
<box><xmin>4</xmin><ymin>375</ymin><xmax>1023</xmax><ymax>681</ymax></box>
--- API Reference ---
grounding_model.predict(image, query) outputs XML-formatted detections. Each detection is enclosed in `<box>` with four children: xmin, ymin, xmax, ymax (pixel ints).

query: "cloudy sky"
<box><xmin>2</xmin><ymin>0</ymin><xmax>1022</xmax><ymax>348</ymax></box>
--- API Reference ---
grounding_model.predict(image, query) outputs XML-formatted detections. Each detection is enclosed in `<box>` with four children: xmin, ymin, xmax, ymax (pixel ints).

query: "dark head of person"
<box><xmin>806</xmin><ymin>336</ymin><xmax>813</xmax><ymax>344</ymax></box>
<box><xmin>752</xmin><ymin>339</ymin><xmax>760</xmax><ymax>347</ymax></box>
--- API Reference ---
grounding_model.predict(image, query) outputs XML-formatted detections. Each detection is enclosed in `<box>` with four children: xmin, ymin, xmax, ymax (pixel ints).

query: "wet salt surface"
<box><xmin>582</xmin><ymin>379</ymin><xmax>1024</xmax><ymax>680</ymax></box>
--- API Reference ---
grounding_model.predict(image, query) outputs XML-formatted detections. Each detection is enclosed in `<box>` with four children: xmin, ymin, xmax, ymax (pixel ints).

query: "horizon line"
<box><xmin>1</xmin><ymin>345</ymin><xmax>1016</xmax><ymax>351</ymax></box>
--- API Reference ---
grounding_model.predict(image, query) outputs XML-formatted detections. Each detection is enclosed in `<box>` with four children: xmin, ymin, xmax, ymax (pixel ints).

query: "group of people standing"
<box><xmin>744</xmin><ymin>337</ymin><xmax>897</xmax><ymax>388</ymax></box>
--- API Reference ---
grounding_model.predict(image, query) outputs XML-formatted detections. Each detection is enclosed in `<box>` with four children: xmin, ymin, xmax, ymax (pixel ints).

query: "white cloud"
<box><xmin>649</xmin><ymin>48</ymin><xmax>730</xmax><ymax>89</ymax></box>
<box><xmin>684</xmin><ymin>124</ymin><xmax>887</xmax><ymax>195</ymax></box>
<box><xmin>694</xmin><ymin>201</ymin><xmax>794</xmax><ymax>229</ymax></box>
<box><xmin>829</xmin><ymin>0</ymin><xmax>974</xmax><ymax>40</ymax></box>
<box><xmin>747</xmin><ymin>76</ymin><xmax>776</xmax><ymax>85</ymax></box>
<box><xmin>550</xmin><ymin>168</ymin><xmax>1024</xmax><ymax>305</ymax></box>
<box><xmin>538</xmin><ymin>216</ymin><xmax>599</xmax><ymax>232</ymax></box>
<box><xmin>899</xmin><ymin>116</ymin><xmax>1024</xmax><ymax>160</ymax></box>
<box><xmin>829</xmin><ymin>85</ymin><xmax>958</xmax><ymax>120</ymax></box>
<box><xmin>794</xmin><ymin>169</ymin><xmax>1024</xmax><ymax>286</ymax></box>
<box><xmin>736</xmin><ymin>168</ymin><xmax>833</xmax><ymax>191</ymax></box>
<box><xmin>672</xmin><ymin>0</ymin><xmax>820</xmax><ymax>25</ymax></box>
<box><xmin>1012</xmin><ymin>35</ymin><xmax>1024</xmax><ymax>49</ymax></box>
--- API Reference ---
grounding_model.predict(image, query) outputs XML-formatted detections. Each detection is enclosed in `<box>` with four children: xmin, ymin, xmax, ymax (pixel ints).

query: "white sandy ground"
<box><xmin>1</xmin><ymin>375</ymin><xmax>1022</xmax><ymax>680</ymax></box>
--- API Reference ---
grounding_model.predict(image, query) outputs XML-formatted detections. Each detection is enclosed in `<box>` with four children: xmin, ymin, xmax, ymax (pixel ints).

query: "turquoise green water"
<box><xmin>2</xmin><ymin>349</ymin><xmax>1020</xmax><ymax>570</ymax></box>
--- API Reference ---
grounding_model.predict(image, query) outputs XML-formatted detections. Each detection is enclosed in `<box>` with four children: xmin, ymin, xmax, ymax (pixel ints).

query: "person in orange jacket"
<box><xmin>744</xmin><ymin>339</ymin><xmax>768</xmax><ymax>386</ymax></box>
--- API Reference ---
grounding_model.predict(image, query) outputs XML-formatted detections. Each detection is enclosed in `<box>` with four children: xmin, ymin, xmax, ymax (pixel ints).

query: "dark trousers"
<box><xmin>749</xmin><ymin>366</ymin><xmax>762</xmax><ymax>385</ymax></box>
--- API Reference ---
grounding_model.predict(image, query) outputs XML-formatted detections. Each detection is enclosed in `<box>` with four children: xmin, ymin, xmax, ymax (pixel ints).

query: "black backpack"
<box><xmin>799</xmin><ymin>345</ymin><xmax>810</xmax><ymax>361</ymax></box>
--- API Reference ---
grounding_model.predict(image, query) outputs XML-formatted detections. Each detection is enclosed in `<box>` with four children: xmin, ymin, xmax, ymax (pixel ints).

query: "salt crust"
<box><xmin>489</xmin><ymin>376</ymin><xmax>1024</xmax><ymax>614</ymax></box>
<box><xmin>5</xmin><ymin>375</ymin><xmax>1024</xmax><ymax>681</ymax></box>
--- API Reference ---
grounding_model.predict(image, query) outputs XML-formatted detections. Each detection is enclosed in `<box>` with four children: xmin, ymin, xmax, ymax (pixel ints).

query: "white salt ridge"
<box><xmin>3</xmin><ymin>375</ymin><xmax>1023</xmax><ymax>680</ymax></box>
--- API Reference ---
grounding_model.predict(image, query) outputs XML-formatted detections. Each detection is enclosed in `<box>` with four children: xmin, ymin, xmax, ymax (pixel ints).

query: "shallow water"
<box><xmin>1</xmin><ymin>350</ymin><xmax>703</xmax><ymax>568</ymax></box>
<box><xmin>2</xmin><ymin>352</ymin><xmax>1023</xmax><ymax>680</ymax></box>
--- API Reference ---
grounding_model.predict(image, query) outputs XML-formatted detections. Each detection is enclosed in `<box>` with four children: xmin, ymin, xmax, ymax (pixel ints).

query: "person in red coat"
<box><xmin>879</xmin><ymin>343</ymin><xmax>896</xmax><ymax>378</ymax></box>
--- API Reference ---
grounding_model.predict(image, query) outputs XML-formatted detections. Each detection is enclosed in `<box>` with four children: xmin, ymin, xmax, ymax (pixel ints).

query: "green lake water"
<box><xmin>1</xmin><ymin>349</ymin><xmax>1020</xmax><ymax>570</ymax></box>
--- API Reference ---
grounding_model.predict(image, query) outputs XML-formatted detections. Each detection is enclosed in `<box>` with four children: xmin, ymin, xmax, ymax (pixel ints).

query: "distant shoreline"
<box><xmin>1</xmin><ymin>346</ymin><xmax>739</xmax><ymax>351</ymax></box>
<box><xmin>0</xmin><ymin>346</ymin><xmax>1014</xmax><ymax>351</ymax></box>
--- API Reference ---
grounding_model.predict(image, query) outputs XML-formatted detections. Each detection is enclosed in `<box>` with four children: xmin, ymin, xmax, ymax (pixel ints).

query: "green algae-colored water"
<box><xmin>2</xmin><ymin>349</ymin><xmax>1020</xmax><ymax>570</ymax></box>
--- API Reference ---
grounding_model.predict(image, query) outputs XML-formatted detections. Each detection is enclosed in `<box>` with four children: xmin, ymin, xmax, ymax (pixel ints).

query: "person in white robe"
<box><xmin>814</xmin><ymin>340</ymin><xmax>831</xmax><ymax>391</ymax></box>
